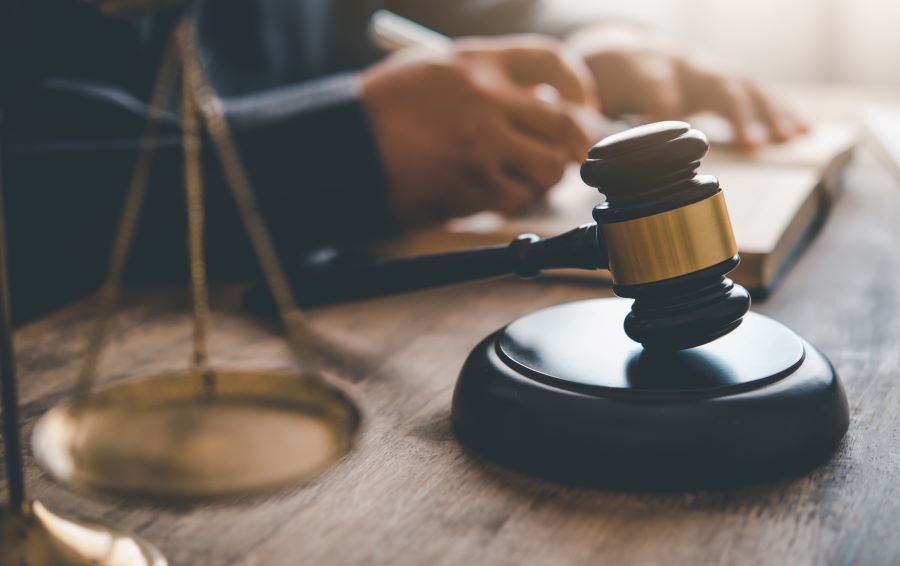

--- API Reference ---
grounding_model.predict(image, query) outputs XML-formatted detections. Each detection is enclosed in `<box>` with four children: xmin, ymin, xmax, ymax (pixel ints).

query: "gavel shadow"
<box><xmin>624</xmin><ymin>348</ymin><xmax>743</xmax><ymax>392</ymax></box>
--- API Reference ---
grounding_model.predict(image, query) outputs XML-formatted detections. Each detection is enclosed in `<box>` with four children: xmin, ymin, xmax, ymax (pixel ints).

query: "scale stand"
<box><xmin>0</xmin><ymin>121</ymin><xmax>165</xmax><ymax>564</ymax></box>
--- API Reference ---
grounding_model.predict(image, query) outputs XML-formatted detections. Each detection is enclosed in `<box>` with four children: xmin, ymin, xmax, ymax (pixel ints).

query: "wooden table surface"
<box><xmin>2</xmin><ymin>150</ymin><xmax>900</xmax><ymax>566</ymax></box>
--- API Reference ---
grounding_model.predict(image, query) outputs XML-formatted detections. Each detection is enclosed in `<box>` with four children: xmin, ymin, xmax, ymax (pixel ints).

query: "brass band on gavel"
<box><xmin>600</xmin><ymin>191</ymin><xmax>737</xmax><ymax>286</ymax></box>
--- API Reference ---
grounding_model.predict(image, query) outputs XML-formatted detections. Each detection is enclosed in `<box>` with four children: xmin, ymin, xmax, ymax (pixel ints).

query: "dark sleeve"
<box><xmin>386</xmin><ymin>0</ymin><xmax>614</xmax><ymax>39</ymax></box>
<box><xmin>3</xmin><ymin>0</ymin><xmax>395</xmax><ymax>321</ymax></box>
<box><xmin>220</xmin><ymin>73</ymin><xmax>396</xmax><ymax>249</ymax></box>
<box><xmin>10</xmin><ymin>70</ymin><xmax>394</xmax><ymax>245</ymax></box>
<box><xmin>3</xmin><ymin>72</ymin><xmax>393</xmax><ymax>322</ymax></box>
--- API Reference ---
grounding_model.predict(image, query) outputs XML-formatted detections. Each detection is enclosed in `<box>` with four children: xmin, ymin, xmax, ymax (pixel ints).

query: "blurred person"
<box><xmin>2</xmin><ymin>0</ymin><xmax>805</xmax><ymax>322</ymax></box>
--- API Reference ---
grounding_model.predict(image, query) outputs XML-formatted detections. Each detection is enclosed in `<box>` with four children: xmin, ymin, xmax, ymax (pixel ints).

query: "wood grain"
<box><xmin>2</xmin><ymin>150</ymin><xmax>900</xmax><ymax>566</ymax></box>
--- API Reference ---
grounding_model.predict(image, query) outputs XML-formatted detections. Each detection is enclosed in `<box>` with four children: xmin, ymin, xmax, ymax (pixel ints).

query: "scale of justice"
<box><xmin>1</xmin><ymin>10</ymin><xmax>848</xmax><ymax>566</ymax></box>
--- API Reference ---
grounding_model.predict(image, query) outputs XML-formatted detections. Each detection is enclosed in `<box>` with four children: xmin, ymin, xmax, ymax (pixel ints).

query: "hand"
<box><xmin>568</xmin><ymin>25</ymin><xmax>808</xmax><ymax>149</ymax></box>
<box><xmin>362</xmin><ymin>35</ymin><xmax>598</xmax><ymax>226</ymax></box>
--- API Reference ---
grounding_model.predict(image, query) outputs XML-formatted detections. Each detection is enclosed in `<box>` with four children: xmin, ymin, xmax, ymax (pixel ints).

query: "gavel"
<box><xmin>258</xmin><ymin>121</ymin><xmax>750</xmax><ymax>351</ymax></box>
<box><xmin>247</xmin><ymin>120</ymin><xmax>849</xmax><ymax>489</ymax></box>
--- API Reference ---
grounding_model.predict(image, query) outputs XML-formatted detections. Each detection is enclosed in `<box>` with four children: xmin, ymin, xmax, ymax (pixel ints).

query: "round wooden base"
<box><xmin>452</xmin><ymin>298</ymin><xmax>849</xmax><ymax>490</ymax></box>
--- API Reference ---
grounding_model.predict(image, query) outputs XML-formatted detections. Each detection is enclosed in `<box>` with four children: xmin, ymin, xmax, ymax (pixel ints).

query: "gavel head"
<box><xmin>580</xmin><ymin>121</ymin><xmax>751</xmax><ymax>350</ymax></box>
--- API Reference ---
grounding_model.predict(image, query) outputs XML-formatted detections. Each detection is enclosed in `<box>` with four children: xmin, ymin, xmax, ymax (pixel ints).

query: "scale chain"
<box><xmin>75</xmin><ymin>16</ymin><xmax>324</xmax><ymax>396</ymax></box>
<box><xmin>177</xmin><ymin>20</ymin><xmax>322</xmax><ymax>375</ymax></box>
<box><xmin>75</xmin><ymin>35</ymin><xmax>181</xmax><ymax>394</ymax></box>
<box><xmin>180</xmin><ymin>55</ymin><xmax>213</xmax><ymax>384</ymax></box>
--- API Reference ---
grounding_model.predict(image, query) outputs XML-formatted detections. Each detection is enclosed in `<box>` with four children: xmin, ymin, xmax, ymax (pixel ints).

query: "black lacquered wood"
<box><xmin>0</xmin><ymin>143</ymin><xmax>25</xmax><ymax>511</ymax></box>
<box><xmin>583</xmin><ymin>122</ymin><xmax>751</xmax><ymax>349</ymax></box>
<box><xmin>248</xmin><ymin>223</ymin><xmax>607</xmax><ymax>308</ymax></box>
<box><xmin>452</xmin><ymin>298</ymin><xmax>850</xmax><ymax>490</ymax></box>
<box><xmin>614</xmin><ymin>256</ymin><xmax>751</xmax><ymax>350</ymax></box>
<box><xmin>497</xmin><ymin>299</ymin><xmax>803</xmax><ymax>395</ymax></box>
<box><xmin>582</xmin><ymin>121</ymin><xmax>713</xmax><ymax>209</ymax></box>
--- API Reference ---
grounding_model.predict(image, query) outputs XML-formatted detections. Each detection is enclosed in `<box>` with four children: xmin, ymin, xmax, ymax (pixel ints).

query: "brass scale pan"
<box><xmin>29</xmin><ymin>18</ymin><xmax>361</xmax><ymax>501</ymax></box>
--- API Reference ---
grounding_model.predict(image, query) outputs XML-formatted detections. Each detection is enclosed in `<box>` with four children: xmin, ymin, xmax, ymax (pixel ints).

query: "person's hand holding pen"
<box><xmin>362</xmin><ymin>12</ymin><xmax>810</xmax><ymax>227</ymax></box>
<box><xmin>362</xmin><ymin>36</ymin><xmax>598</xmax><ymax>226</ymax></box>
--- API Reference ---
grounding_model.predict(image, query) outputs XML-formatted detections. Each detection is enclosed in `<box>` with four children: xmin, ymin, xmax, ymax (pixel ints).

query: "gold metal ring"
<box><xmin>600</xmin><ymin>191</ymin><xmax>737</xmax><ymax>285</ymax></box>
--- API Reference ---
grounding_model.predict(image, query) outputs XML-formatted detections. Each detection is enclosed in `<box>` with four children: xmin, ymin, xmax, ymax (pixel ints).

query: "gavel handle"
<box><xmin>256</xmin><ymin>223</ymin><xmax>608</xmax><ymax>308</ymax></box>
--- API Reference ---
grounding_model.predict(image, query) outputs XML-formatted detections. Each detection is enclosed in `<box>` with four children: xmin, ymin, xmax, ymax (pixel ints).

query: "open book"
<box><xmin>375</xmin><ymin>120</ymin><xmax>857</xmax><ymax>293</ymax></box>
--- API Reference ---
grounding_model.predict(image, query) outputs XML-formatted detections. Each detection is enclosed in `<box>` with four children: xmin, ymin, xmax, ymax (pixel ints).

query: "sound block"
<box><xmin>452</xmin><ymin>298</ymin><xmax>849</xmax><ymax>490</ymax></box>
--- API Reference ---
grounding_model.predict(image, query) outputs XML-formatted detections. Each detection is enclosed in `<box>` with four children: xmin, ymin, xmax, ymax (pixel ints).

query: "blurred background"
<box><xmin>556</xmin><ymin>0</ymin><xmax>900</xmax><ymax>86</ymax></box>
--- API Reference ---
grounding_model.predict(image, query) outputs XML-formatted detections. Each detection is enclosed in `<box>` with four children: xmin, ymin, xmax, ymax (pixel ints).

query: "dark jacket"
<box><xmin>0</xmin><ymin>0</ymin><xmax>591</xmax><ymax>322</ymax></box>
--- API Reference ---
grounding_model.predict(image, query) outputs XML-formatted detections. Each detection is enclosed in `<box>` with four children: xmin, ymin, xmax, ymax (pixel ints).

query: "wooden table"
<box><xmin>3</xmin><ymin>149</ymin><xmax>900</xmax><ymax>565</ymax></box>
